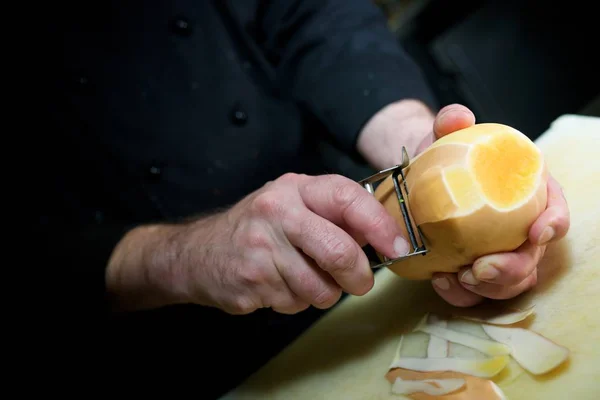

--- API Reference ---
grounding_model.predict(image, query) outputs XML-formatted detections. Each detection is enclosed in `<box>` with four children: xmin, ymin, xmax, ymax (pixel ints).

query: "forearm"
<box><xmin>105</xmin><ymin>218</ymin><xmax>210</xmax><ymax>312</ymax></box>
<box><xmin>260</xmin><ymin>0</ymin><xmax>438</xmax><ymax>155</ymax></box>
<box><xmin>356</xmin><ymin>99</ymin><xmax>436</xmax><ymax>171</ymax></box>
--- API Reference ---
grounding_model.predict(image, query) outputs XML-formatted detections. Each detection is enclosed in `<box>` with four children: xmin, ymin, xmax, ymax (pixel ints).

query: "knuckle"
<box><xmin>242</xmin><ymin>226</ymin><xmax>272</xmax><ymax>250</ymax></box>
<box><xmin>313</xmin><ymin>287</ymin><xmax>342</xmax><ymax>309</ymax></box>
<box><xmin>229</xmin><ymin>296</ymin><xmax>259</xmax><ymax>315</ymax></box>
<box><xmin>324</xmin><ymin>238</ymin><xmax>358</xmax><ymax>273</ymax></box>
<box><xmin>274</xmin><ymin>300</ymin><xmax>310</xmax><ymax>315</ymax></box>
<box><xmin>277</xmin><ymin>172</ymin><xmax>303</xmax><ymax>185</ymax></box>
<box><xmin>332</xmin><ymin>182</ymin><xmax>361</xmax><ymax>209</ymax></box>
<box><xmin>491</xmin><ymin>278</ymin><xmax>536</xmax><ymax>300</ymax></box>
<box><xmin>251</xmin><ymin>192</ymin><xmax>283</xmax><ymax>218</ymax></box>
<box><xmin>238</xmin><ymin>264</ymin><xmax>270</xmax><ymax>287</ymax></box>
<box><xmin>554</xmin><ymin>213</ymin><xmax>570</xmax><ymax>232</ymax></box>
<box><xmin>366</xmin><ymin>212</ymin><xmax>388</xmax><ymax>233</ymax></box>
<box><xmin>505</xmin><ymin>265</ymin><xmax>531</xmax><ymax>285</ymax></box>
<box><xmin>279</xmin><ymin>172</ymin><xmax>298</xmax><ymax>180</ymax></box>
<box><xmin>294</xmin><ymin>301</ymin><xmax>311</xmax><ymax>313</ymax></box>
<box><xmin>290</xmin><ymin>300</ymin><xmax>310</xmax><ymax>313</ymax></box>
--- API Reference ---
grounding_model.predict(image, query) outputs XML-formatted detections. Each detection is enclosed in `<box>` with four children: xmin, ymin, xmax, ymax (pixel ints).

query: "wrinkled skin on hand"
<box><xmin>177</xmin><ymin>173</ymin><xmax>410</xmax><ymax>315</ymax></box>
<box><xmin>417</xmin><ymin>104</ymin><xmax>571</xmax><ymax>307</ymax></box>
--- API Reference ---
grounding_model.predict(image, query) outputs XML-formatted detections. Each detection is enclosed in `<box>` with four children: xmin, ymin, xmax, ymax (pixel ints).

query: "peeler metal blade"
<box><xmin>358</xmin><ymin>146</ymin><xmax>429</xmax><ymax>269</ymax></box>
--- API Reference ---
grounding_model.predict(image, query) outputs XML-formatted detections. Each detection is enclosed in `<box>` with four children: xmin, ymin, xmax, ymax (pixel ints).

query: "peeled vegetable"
<box><xmin>374</xmin><ymin>123</ymin><xmax>548</xmax><ymax>279</ymax></box>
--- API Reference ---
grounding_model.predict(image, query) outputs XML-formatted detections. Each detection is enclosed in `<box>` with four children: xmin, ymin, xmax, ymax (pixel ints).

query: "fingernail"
<box><xmin>394</xmin><ymin>236</ymin><xmax>410</xmax><ymax>258</ymax></box>
<box><xmin>538</xmin><ymin>226</ymin><xmax>555</xmax><ymax>245</ymax></box>
<box><xmin>460</xmin><ymin>270</ymin><xmax>480</xmax><ymax>286</ymax></box>
<box><xmin>464</xmin><ymin>110</ymin><xmax>476</xmax><ymax>124</ymax></box>
<box><xmin>475</xmin><ymin>262</ymin><xmax>500</xmax><ymax>281</ymax></box>
<box><xmin>433</xmin><ymin>277</ymin><xmax>450</xmax><ymax>290</ymax></box>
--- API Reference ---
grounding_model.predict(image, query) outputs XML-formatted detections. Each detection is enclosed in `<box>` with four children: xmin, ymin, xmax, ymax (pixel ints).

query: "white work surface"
<box><xmin>220</xmin><ymin>114</ymin><xmax>600</xmax><ymax>400</ymax></box>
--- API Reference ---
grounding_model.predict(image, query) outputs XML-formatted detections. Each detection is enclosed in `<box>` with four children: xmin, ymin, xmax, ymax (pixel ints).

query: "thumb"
<box><xmin>433</xmin><ymin>104</ymin><xmax>476</xmax><ymax>140</ymax></box>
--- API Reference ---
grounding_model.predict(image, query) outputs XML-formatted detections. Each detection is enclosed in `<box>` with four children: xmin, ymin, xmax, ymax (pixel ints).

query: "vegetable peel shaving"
<box><xmin>391</xmin><ymin>377</ymin><xmax>466</xmax><ymax>396</ymax></box>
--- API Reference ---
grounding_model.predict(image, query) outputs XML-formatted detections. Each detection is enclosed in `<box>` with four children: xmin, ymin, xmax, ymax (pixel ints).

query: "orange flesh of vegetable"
<box><xmin>470</xmin><ymin>134</ymin><xmax>541</xmax><ymax>209</ymax></box>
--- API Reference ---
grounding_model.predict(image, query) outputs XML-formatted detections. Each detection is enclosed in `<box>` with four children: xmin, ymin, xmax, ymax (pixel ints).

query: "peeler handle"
<box><xmin>357</xmin><ymin>146</ymin><xmax>429</xmax><ymax>269</ymax></box>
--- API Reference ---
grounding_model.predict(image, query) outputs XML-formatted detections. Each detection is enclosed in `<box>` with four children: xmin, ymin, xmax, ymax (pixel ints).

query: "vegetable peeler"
<box><xmin>358</xmin><ymin>146</ymin><xmax>429</xmax><ymax>269</ymax></box>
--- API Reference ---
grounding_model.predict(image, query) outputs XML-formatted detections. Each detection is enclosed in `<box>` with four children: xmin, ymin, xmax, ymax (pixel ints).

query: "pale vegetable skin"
<box><xmin>389</xmin><ymin>354</ymin><xmax>510</xmax><ymax>379</ymax></box>
<box><xmin>386</xmin><ymin>369</ymin><xmax>509</xmax><ymax>400</ymax></box>
<box><xmin>374</xmin><ymin>123</ymin><xmax>548</xmax><ymax>279</ymax></box>
<box><xmin>481</xmin><ymin>324</ymin><xmax>570</xmax><ymax>375</ymax></box>
<box><xmin>390</xmin><ymin>330</ymin><xmax>510</xmax><ymax>379</ymax></box>
<box><xmin>390</xmin><ymin>332</ymin><xmax>431</xmax><ymax>368</ymax></box>
<box><xmin>427</xmin><ymin>315</ymin><xmax>449</xmax><ymax>358</ymax></box>
<box><xmin>391</xmin><ymin>377</ymin><xmax>466</xmax><ymax>396</ymax></box>
<box><xmin>489</xmin><ymin>381</ymin><xmax>509</xmax><ymax>400</ymax></box>
<box><xmin>387</xmin><ymin>307</ymin><xmax>571</xmax><ymax>399</ymax></box>
<box><xmin>414</xmin><ymin>314</ymin><xmax>511</xmax><ymax>356</ymax></box>
<box><xmin>453</xmin><ymin>305</ymin><xmax>535</xmax><ymax>326</ymax></box>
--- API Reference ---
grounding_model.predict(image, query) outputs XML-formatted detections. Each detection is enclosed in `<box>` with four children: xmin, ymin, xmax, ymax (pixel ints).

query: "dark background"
<box><xmin>376</xmin><ymin>0</ymin><xmax>599</xmax><ymax>140</ymax></box>
<box><xmin>28</xmin><ymin>0</ymin><xmax>598</xmax><ymax>395</ymax></box>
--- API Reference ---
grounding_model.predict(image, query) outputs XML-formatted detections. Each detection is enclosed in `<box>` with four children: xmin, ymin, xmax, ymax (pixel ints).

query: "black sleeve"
<box><xmin>32</xmin><ymin>103</ymin><xmax>135</xmax><ymax>321</ymax></box>
<box><xmin>259</xmin><ymin>0</ymin><xmax>439</xmax><ymax>153</ymax></box>
<box><xmin>35</xmin><ymin>219</ymin><xmax>129</xmax><ymax>319</ymax></box>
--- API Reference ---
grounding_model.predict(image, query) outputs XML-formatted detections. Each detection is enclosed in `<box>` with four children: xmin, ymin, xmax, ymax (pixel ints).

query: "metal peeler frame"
<box><xmin>358</xmin><ymin>146</ymin><xmax>429</xmax><ymax>269</ymax></box>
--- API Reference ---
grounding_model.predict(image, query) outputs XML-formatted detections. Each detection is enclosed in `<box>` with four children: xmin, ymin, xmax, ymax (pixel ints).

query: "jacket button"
<box><xmin>230</xmin><ymin>104</ymin><xmax>248</xmax><ymax>126</ymax></box>
<box><xmin>69</xmin><ymin>72</ymin><xmax>93</xmax><ymax>95</ymax></box>
<box><xmin>169</xmin><ymin>16</ymin><xmax>193</xmax><ymax>37</ymax></box>
<box><xmin>148</xmin><ymin>164</ymin><xmax>163</xmax><ymax>182</ymax></box>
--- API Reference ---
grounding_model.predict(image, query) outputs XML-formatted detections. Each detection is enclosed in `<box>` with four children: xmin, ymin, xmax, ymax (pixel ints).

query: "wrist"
<box><xmin>105</xmin><ymin>223</ymin><xmax>190</xmax><ymax>311</ymax></box>
<box><xmin>357</xmin><ymin>99</ymin><xmax>436</xmax><ymax>170</ymax></box>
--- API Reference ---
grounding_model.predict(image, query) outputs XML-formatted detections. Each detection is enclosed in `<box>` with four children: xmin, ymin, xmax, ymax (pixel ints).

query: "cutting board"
<box><xmin>220</xmin><ymin>114</ymin><xmax>600</xmax><ymax>400</ymax></box>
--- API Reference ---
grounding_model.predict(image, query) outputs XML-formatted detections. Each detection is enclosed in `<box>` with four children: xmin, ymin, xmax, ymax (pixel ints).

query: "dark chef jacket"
<box><xmin>33</xmin><ymin>0</ymin><xmax>437</xmax><ymax>390</ymax></box>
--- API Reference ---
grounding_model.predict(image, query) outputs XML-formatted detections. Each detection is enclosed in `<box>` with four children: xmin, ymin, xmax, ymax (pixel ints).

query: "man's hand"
<box><xmin>106</xmin><ymin>173</ymin><xmax>411</xmax><ymax>314</ymax></box>
<box><xmin>426</xmin><ymin>104</ymin><xmax>570</xmax><ymax>307</ymax></box>
<box><xmin>359</xmin><ymin>102</ymin><xmax>570</xmax><ymax>307</ymax></box>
